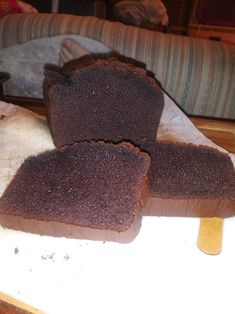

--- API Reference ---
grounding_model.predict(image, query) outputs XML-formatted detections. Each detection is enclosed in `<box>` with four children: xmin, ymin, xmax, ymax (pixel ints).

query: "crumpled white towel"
<box><xmin>0</xmin><ymin>101</ymin><xmax>54</xmax><ymax>195</ymax></box>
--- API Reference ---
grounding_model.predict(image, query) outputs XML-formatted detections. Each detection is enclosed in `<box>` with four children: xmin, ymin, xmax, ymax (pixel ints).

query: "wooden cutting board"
<box><xmin>0</xmin><ymin>292</ymin><xmax>45</xmax><ymax>314</ymax></box>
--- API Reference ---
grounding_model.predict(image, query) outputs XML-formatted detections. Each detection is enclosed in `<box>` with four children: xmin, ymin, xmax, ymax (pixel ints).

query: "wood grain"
<box><xmin>0</xmin><ymin>292</ymin><xmax>45</xmax><ymax>314</ymax></box>
<box><xmin>191</xmin><ymin>117</ymin><xmax>235</xmax><ymax>153</ymax></box>
<box><xmin>197</xmin><ymin>218</ymin><xmax>224</xmax><ymax>255</ymax></box>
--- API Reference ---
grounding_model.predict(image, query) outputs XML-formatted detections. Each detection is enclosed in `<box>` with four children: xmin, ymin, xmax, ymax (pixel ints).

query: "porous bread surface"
<box><xmin>0</xmin><ymin>142</ymin><xmax>150</xmax><ymax>233</ymax></box>
<box><xmin>140</xmin><ymin>141</ymin><xmax>235</xmax><ymax>199</ymax></box>
<box><xmin>47</xmin><ymin>59</ymin><xmax>164</xmax><ymax>147</ymax></box>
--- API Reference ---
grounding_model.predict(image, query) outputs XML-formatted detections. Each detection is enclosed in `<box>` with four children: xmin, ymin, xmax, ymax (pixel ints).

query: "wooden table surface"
<box><xmin>191</xmin><ymin>116</ymin><xmax>235</xmax><ymax>153</ymax></box>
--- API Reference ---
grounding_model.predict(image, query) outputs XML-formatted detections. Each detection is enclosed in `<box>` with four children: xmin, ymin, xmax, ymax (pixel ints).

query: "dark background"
<box><xmin>26</xmin><ymin>0</ymin><xmax>95</xmax><ymax>15</ymax></box>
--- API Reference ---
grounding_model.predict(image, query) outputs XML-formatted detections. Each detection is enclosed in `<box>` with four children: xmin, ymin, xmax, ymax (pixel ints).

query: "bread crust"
<box><xmin>0</xmin><ymin>142</ymin><xmax>150</xmax><ymax>243</ymax></box>
<box><xmin>145</xmin><ymin>196</ymin><xmax>235</xmax><ymax>218</ymax></box>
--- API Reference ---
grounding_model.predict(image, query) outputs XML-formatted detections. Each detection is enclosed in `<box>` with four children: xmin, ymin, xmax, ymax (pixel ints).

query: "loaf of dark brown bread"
<box><xmin>0</xmin><ymin>142</ymin><xmax>150</xmax><ymax>243</ymax></box>
<box><xmin>140</xmin><ymin>141</ymin><xmax>235</xmax><ymax>217</ymax></box>
<box><xmin>44</xmin><ymin>58</ymin><xmax>164</xmax><ymax>147</ymax></box>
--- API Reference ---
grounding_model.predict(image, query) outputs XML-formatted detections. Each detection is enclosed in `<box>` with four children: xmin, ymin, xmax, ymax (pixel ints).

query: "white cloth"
<box><xmin>0</xmin><ymin>96</ymin><xmax>234</xmax><ymax>314</ymax></box>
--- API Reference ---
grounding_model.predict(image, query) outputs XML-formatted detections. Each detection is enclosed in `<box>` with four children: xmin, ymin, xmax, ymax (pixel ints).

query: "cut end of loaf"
<box><xmin>140</xmin><ymin>141</ymin><xmax>235</xmax><ymax>199</ymax></box>
<box><xmin>45</xmin><ymin>58</ymin><xmax>164</xmax><ymax>147</ymax></box>
<box><xmin>0</xmin><ymin>141</ymin><xmax>150</xmax><ymax>242</ymax></box>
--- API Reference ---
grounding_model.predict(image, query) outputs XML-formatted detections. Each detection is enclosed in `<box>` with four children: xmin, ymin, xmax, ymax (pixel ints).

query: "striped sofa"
<box><xmin>0</xmin><ymin>13</ymin><xmax>234</xmax><ymax>119</ymax></box>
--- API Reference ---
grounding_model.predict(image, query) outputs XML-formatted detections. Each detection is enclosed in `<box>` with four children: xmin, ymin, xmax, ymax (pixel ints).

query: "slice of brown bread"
<box><xmin>0</xmin><ymin>142</ymin><xmax>150</xmax><ymax>243</ymax></box>
<box><xmin>140</xmin><ymin>142</ymin><xmax>235</xmax><ymax>217</ymax></box>
<box><xmin>44</xmin><ymin>58</ymin><xmax>164</xmax><ymax>147</ymax></box>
